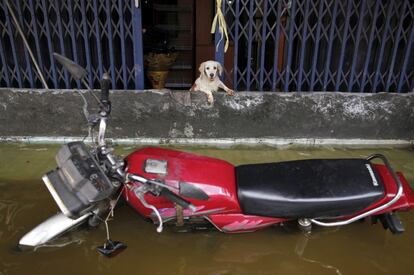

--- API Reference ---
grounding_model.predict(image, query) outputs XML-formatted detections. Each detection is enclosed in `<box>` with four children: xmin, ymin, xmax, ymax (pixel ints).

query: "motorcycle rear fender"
<box><xmin>367</xmin><ymin>164</ymin><xmax>414</xmax><ymax>214</ymax></box>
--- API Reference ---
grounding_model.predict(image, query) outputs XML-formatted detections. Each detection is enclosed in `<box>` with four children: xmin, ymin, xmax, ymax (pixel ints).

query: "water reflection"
<box><xmin>295</xmin><ymin>234</ymin><xmax>343</xmax><ymax>275</ymax></box>
<box><xmin>1</xmin><ymin>144</ymin><xmax>414</xmax><ymax>274</ymax></box>
<box><xmin>0</xmin><ymin>199</ymin><xmax>32</xmax><ymax>240</ymax></box>
<box><xmin>33</xmin><ymin>238</ymin><xmax>85</xmax><ymax>252</ymax></box>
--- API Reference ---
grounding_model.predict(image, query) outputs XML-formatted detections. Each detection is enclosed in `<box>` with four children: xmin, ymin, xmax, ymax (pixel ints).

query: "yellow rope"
<box><xmin>211</xmin><ymin>0</ymin><xmax>229</xmax><ymax>53</ymax></box>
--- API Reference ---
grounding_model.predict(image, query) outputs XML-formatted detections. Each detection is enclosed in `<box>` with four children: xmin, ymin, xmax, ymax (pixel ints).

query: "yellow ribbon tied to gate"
<box><xmin>211</xmin><ymin>0</ymin><xmax>229</xmax><ymax>53</ymax></box>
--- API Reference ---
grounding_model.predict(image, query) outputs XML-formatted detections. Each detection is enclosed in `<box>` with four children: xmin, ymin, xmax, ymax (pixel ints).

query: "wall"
<box><xmin>1</xmin><ymin>89</ymin><xmax>413</xmax><ymax>146</ymax></box>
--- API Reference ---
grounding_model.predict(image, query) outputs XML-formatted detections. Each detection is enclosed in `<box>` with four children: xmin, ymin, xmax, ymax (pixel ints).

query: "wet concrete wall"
<box><xmin>0</xmin><ymin>89</ymin><xmax>413</xmax><ymax>143</ymax></box>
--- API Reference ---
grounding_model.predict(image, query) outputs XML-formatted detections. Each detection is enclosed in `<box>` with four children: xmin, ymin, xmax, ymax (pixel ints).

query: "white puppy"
<box><xmin>190</xmin><ymin>60</ymin><xmax>234</xmax><ymax>103</ymax></box>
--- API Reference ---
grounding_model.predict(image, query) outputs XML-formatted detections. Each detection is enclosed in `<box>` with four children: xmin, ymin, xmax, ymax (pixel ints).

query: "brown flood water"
<box><xmin>1</xmin><ymin>143</ymin><xmax>414</xmax><ymax>275</ymax></box>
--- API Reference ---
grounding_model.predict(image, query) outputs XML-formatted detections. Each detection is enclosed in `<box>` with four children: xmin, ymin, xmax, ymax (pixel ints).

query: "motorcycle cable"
<box><xmin>96</xmin><ymin>185</ymin><xmax>127</xmax><ymax>257</ymax></box>
<box><xmin>75</xmin><ymin>89</ymin><xmax>90</xmax><ymax>124</ymax></box>
<box><xmin>81</xmin><ymin>79</ymin><xmax>103</xmax><ymax>106</ymax></box>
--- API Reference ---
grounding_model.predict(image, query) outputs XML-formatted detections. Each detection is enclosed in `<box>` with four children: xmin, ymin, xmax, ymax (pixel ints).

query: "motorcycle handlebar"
<box><xmin>127</xmin><ymin>173</ymin><xmax>196</xmax><ymax>212</ymax></box>
<box><xmin>100</xmin><ymin>73</ymin><xmax>111</xmax><ymax>103</ymax></box>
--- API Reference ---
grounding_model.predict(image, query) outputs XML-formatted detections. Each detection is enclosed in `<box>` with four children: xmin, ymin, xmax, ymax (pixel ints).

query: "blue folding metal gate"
<box><xmin>0</xmin><ymin>0</ymin><xmax>144</xmax><ymax>89</ymax></box>
<box><xmin>215</xmin><ymin>0</ymin><xmax>414</xmax><ymax>93</ymax></box>
<box><xmin>1</xmin><ymin>0</ymin><xmax>414</xmax><ymax>93</ymax></box>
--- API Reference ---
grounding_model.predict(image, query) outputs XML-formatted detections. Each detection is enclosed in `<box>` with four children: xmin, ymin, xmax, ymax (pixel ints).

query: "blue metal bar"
<box><xmin>309</xmin><ymin>0</ymin><xmax>325</xmax><ymax>91</ymax></box>
<box><xmin>348</xmin><ymin>0</ymin><xmax>366</xmax><ymax>92</ymax></box>
<box><xmin>67</xmin><ymin>0</ymin><xmax>81</xmax><ymax>88</ymax></box>
<box><xmin>132</xmin><ymin>0</ymin><xmax>144</xmax><ymax>89</ymax></box>
<box><xmin>80</xmin><ymin>0</ymin><xmax>93</xmax><ymax>88</ymax></box>
<box><xmin>232</xmin><ymin>0</ymin><xmax>240</xmax><ymax>91</ymax></box>
<box><xmin>92</xmin><ymin>0</ymin><xmax>104</xmax><ymax>79</ymax></box>
<box><xmin>360</xmin><ymin>0</ymin><xmax>380</xmax><ymax>93</ymax></box>
<box><xmin>0</xmin><ymin>34</ymin><xmax>10</xmax><ymax>86</ymax></box>
<box><xmin>105</xmin><ymin>0</ymin><xmax>116</xmax><ymax>88</ymax></box>
<box><xmin>41</xmin><ymin>0</ymin><xmax>58</xmax><ymax>88</ymax></box>
<box><xmin>55</xmin><ymin>0</ymin><xmax>69</xmax><ymax>88</ymax></box>
<box><xmin>28</xmin><ymin>0</ymin><xmax>45</xmax><ymax>81</ymax></box>
<box><xmin>118</xmin><ymin>0</ymin><xmax>128</xmax><ymax>89</ymax></box>
<box><xmin>3</xmin><ymin>0</ymin><xmax>22</xmax><ymax>87</ymax></box>
<box><xmin>410</xmin><ymin>67</ymin><xmax>414</xmax><ymax>92</ymax></box>
<box><xmin>335</xmin><ymin>0</ymin><xmax>353</xmax><ymax>92</ymax></box>
<box><xmin>398</xmin><ymin>22</ymin><xmax>414</xmax><ymax>92</ymax></box>
<box><xmin>259</xmin><ymin>0</ymin><xmax>268</xmax><ymax>91</ymax></box>
<box><xmin>385</xmin><ymin>0</ymin><xmax>408</xmax><ymax>92</ymax></box>
<box><xmin>15</xmin><ymin>0</ymin><xmax>34</xmax><ymax>87</ymax></box>
<box><xmin>246</xmin><ymin>0</ymin><xmax>254</xmax><ymax>90</ymax></box>
<box><xmin>297</xmin><ymin>0</ymin><xmax>311</xmax><ymax>91</ymax></box>
<box><xmin>271</xmin><ymin>0</ymin><xmax>283</xmax><ymax>92</ymax></box>
<box><xmin>322</xmin><ymin>0</ymin><xmax>339</xmax><ymax>91</ymax></box>
<box><xmin>214</xmin><ymin>0</ymin><xmax>225</xmax><ymax>75</ymax></box>
<box><xmin>284</xmin><ymin>0</ymin><xmax>297</xmax><ymax>92</ymax></box>
<box><xmin>372</xmin><ymin>1</ymin><xmax>394</xmax><ymax>92</ymax></box>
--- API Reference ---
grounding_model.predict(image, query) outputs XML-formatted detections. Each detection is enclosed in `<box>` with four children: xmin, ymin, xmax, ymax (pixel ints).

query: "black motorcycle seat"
<box><xmin>236</xmin><ymin>159</ymin><xmax>385</xmax><ymax>218</ymax></box>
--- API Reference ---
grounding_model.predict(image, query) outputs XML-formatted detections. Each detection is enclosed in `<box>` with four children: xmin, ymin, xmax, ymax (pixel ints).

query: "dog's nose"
<box><xmin>209</xmin><ymin>73</ymin><xmax>214</xmax><ymax>77</ymax></box>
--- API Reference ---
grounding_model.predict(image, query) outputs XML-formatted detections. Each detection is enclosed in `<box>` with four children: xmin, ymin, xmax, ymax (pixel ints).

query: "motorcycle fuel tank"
<box><xmin>123</xmin><ymin>147</ymin><xmax>241</xmax><ymax>220</ymax></box>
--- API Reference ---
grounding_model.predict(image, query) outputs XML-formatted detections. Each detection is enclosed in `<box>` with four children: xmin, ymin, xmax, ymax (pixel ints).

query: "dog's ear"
<box><xmin>199</xmin><ymin>62</ymin><xmax>205</xmax><ymax>75</ymax></box>
<box><xmin>216</xmin><ymin>62</ymin><xmax>223</xmax><ymax>76</ymax></box>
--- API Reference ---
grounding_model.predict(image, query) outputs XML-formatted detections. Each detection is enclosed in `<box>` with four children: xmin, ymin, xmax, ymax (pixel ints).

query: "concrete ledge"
<box><xmin>0</xmin><ymin>136</ymin><xmax>412</xmax><ymax>148</ymax></box>
<box><xmin>1</xmin><ymin>88</ymin><xmax>413</xmax><ymax>145</ymax></box>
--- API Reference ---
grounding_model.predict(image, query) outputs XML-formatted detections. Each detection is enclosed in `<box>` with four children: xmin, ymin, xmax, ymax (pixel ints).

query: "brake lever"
<box><xmin>133</xmin><ymin>186</ymin><xmax>163</xmax><ymax>233</ymax></box>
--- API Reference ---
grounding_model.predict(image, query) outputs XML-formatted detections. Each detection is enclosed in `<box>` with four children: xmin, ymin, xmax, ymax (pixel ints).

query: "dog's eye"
<box><xmin>206</xmin><ymin>67</ymin><xmax>210</xmax><ymax>70</ymax></box>
<box><xmin>214</xmin><ymin>67</ymin><xmax>217</xmax><ymax>70</ymax></box>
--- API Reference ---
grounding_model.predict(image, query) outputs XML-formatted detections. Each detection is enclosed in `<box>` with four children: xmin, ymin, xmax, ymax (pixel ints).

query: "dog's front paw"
<box><xmin>190</xmin><ymin>84</ymin><xmax>197</xmax><ymax>92</ymax></box>
<box><xmin>226</xmin><ymin>89</ymin><xmax>235</xmax><ymax>96</ymax></box>
<box><xmin>208</xmin><ymin>95</ymin><xmax>214</xmax><ymax>104</ymax></box>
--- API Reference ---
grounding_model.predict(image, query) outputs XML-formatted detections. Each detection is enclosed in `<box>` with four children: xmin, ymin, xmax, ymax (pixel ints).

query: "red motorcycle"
<box><xmin>19</xmin><ymin>54</ymin><xmax>414</xmax><ymax>257</ymax></box>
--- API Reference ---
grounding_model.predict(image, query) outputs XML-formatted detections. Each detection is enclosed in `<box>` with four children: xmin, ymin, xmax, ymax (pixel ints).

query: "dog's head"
<box><xmin>199</xmin><ymin>60</ymin><xmax>223</xmax><ymax>81</ymax></box>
